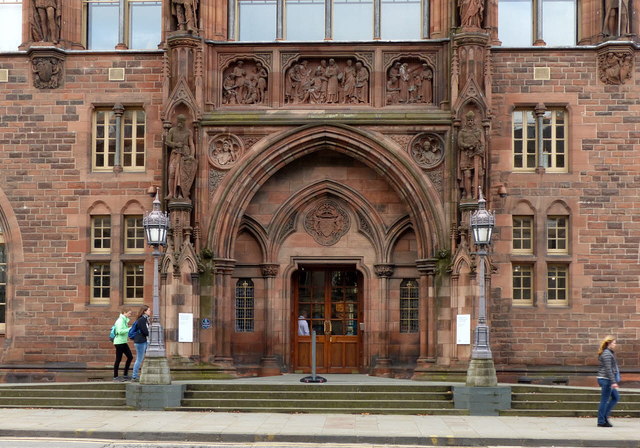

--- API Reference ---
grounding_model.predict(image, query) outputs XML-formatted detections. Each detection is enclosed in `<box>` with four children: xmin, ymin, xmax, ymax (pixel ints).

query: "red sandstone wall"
<box><xmin>490</xmin><ymin>48</ymin><xmax>640</xmax><ymax>374</ymax></box>
<box><xmin>0</xmin><ymin>52</ymin><xmax>164</xmax><ymax>377</ymax></box>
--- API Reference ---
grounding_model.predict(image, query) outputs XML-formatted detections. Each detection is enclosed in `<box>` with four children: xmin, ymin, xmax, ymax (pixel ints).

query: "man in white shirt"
<box><xmin>298</xmin><ymin>314</ymin><xmax>310</xmax><ymax>336</ymax></box>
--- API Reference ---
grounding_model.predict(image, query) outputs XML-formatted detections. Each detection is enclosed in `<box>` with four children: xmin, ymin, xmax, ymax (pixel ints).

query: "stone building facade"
<box><xmin>0</xmin><ymin>0</ymin><xmax>638</xmax><ymax>383</ymax></box>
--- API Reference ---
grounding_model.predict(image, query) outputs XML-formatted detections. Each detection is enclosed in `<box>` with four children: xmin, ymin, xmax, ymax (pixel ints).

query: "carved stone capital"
<box><xmin>597</xmin><ymin>44</ymin><xmax>634</xmax><ymax>85</ymax></box>
<box><xmin>374</xmin><ymin>264</ymin><xmax>394</xmax><ymax>278</ymax></box>
<box><xmin>261</xmin><ymin>264</ymin><xmax>279</xmax><ymax>277</ymax></box>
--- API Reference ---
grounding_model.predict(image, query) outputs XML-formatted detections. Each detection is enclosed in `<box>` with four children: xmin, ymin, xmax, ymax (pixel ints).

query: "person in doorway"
<box><xmin>113</xmin><ymin>308</ymin><xmax>133</xmax><ymax>381</ymax></box>
<box><xmin>298</xmin><ymin>313</ymin><xmax>310</xmax><ymax>336</ymax></box>
<box><xmin>131</xmin><ymin>305</ymin><xmax>151</xmax><ymax>382</ymax></box>
<box><xmin>596</xmin><ymin>335</ymin><xmax>620</xmax><ymax>427</ymax></box>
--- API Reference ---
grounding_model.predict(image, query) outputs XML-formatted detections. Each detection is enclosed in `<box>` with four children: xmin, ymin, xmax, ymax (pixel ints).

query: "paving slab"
<box><xmin>0</xmin><ymin>408</ymin><xmax>637</xmax><ymax>447</ymax></box>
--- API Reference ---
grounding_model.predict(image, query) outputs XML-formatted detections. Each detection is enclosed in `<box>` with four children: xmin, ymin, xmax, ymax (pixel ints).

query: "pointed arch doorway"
<box><xmin>292</xmin><ymin>266</ymin><xmax>363</xmax><ymax>373</ymax></box>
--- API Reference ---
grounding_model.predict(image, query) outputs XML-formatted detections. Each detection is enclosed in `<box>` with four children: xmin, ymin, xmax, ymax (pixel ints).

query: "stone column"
<box><xmin>371</xmin><ymin>264</ymin><xmax>393</xmax><ymax>377</ymax></box>
<box><xmin>259</xmin><ymin>263</ymin><xmax>282</xmax><ymax>376</ymax></box>
<box><xmin>415</xmin><ymin>259</ymin><xmax>437</xmax><ymax>371</ymax></box>
<box><xmin>212</xmin><ymin>258</ymin><xmax>236</xmax><ymax>370</ymax></box>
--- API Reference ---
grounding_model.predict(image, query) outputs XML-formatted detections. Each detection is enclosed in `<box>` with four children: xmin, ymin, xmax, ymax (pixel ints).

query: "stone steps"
<box><xmin>172</xmin><ymin>383</ymin><xmax>467</xmax><ymax>415</ymax></box>
<box><xmin>0</xmin><ymin>382</ymin><xmax>128</xmax><ymax>409</ymax></box>
<box><xmin>499</xmin><ymin>385</ymin><xmax>640</xmax><ymax>417</ymax></box>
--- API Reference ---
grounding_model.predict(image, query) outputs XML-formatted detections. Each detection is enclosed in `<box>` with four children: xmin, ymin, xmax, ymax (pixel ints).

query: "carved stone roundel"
<box><xmin>304</xmin><ymin>200</ymin><xmax>351</xmax><ymax>246</ymax></box>
<box><xmin>208</xmin><ymin>134</ymin><xmax>243</xmax><ymax>169</ymax></box>
<box><xmin>410</xmin><ymin>133</ymin><xmax>444</xmax><ymax>169</ymax></box>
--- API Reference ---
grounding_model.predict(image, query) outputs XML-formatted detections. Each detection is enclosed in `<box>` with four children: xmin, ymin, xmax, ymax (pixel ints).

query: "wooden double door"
<box><xmin>293</xmin><ymin>267</ymin><xmax>363</xmax><ymax>373</ymax></box>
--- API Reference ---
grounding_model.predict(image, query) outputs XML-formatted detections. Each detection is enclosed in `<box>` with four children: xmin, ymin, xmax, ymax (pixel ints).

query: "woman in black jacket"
<box><xmin>131</xmin><ymin>305</ymin><xmax>150</xmax><ymax>381</ymax></box>
<box><xmin>596</xmin><ymin>335</ymin><xmax>620</xmax><ymax>427</ymax></box>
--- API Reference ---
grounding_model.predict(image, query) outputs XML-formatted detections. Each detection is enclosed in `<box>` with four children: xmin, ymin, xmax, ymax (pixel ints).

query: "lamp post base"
<box><xmin>465</xmin><ymin>357</ymin><xmax>498</xmax><ymax>387</ymax></box>
<box><xmin>140</xmin><ymin>356</ymin><xmax>171</xmax><ymax>385</ymax></box>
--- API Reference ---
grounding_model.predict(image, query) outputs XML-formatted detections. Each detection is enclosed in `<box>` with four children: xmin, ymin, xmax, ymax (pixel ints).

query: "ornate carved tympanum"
<box><xmin>304</xmin><ymin>200</ymin><xmax>351</xmax><ymax>246</ymax></box>
<box><xmin>284</xmin><ymin>58</ymin><xmax>370</xmax><ymax>105</ymax></box>
<box><xmin>222</xmin><ymin>60</ymin><xmax>269</xmax><ymax>105</ymax></box>
<box><xmin>386</xmin><ymin>60</ymin><xmax>434</xmax><ymax>105</ymax></box>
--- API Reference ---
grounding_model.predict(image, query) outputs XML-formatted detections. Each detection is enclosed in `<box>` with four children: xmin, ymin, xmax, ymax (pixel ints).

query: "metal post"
<box><xmin>146</xmin><ymin>246</ymin><xmax>166</xmax><ymax>357</ymax></box>
<box><xmin>311</xmin><ymin>330</ymin><xmax>317</xmax><ymax>381</ymax></box>
<box><xmin>471</xmin><ymin>246</ymin><xmax>492</xmax><ymax>359</ymax></box>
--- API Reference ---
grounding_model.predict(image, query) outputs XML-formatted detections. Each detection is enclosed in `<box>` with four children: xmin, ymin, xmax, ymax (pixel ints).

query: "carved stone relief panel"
<box><xmin>283</xmin><ymin>57</ymin><xmax>371</xmax><ymax>105</ymax></box>
<box><xmin>221</xmin><ymin>58</ymin><xmax>270</xmax><ymax>105</ymax></box>
<box><xmin>409</xmin><ymin>133</ymin><xmax>445</xmax><ymax>169</ymax></box>
<box><xmin>31</xmin><ymin>55</ymin><xmax>63</xmax><ymax>89</ymax></box>
<box><xmin>385</xmin><ymin>57</ymin><xmax>435</xmax><ymax>105</ymax></box>
<box><xmin>208</xmin><ymin>134</ymin><xmax>244</xmax><ymax>169</ymax></box>
<box><xmin>304</xmin><ymin>199</ymin><xmax>351</xmax><ymax>246</ymax></box>
<box><xmin>598</xmin><ymin>49</ymin><xmax>633</xmax><ymax>85</ymax></box>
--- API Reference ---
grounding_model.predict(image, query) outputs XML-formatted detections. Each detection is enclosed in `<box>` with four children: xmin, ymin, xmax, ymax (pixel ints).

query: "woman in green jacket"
<box><xmin>113</xmin><ymin>308</ymin><xmax>133</xmax><ymax>381</ymax></box>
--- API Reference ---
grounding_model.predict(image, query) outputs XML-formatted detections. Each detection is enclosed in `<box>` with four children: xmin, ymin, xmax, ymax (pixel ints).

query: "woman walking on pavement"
<box><xmin>596</xmin><ymin>335</ymin><xmax>620</xmax><ymax>427</ymax></box>
<box><xmin>113</xmin><ymin>307</ymin><xmax>133</xmax><ymax>381</ymax></box>
<box><xmin>131</xmin><ymin>305</ymin><xmax>151</xmax><ymax>381</ymax></box>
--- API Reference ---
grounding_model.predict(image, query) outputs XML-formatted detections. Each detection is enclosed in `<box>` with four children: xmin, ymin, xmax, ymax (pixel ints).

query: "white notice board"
<box><xmin>178</xmin><ymin>313</ymin><xmax>193</xmax><ymax>342</ymax></box>
<box><xmin>456</xmin><ymin>314</ymin><xmax>471</xmax><ymax>345</ymax></box>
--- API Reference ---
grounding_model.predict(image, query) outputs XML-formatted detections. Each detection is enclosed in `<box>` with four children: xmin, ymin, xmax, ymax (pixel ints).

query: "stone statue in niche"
<box><xmin>386</xmin><ymin>61</ymin><xmax>434</xmax><ymax>105</ymax></box>
<box><xmin>171</xmin><ymin>0</ymin><xmax>199</xmax><ymax>33</ymax></box>
<box><xmin>166</xmin><ymin>114</ymin><xmax>197</xmax><ymax>200</ymax></box>
<box><xmin>284</xmin><ymin>58</ymin><xmax>369</xmax><ymax>105</ymax></box>
<box><xmin>457</xmin><ymin>111</ymin><xmax>485</xmax><ymax>201</ymax></box>
<box><xmin>598</xmin><ymin>51</ymin><xmax>633</xmax><ymax>85</ymax></box>
<box><xmin>222</xmin><ymin>60</ymin><xmax>269</xmax><ymax>105</ymax></box>
<box><xmin>602</xmin><ymin>0</ymin><xmax>629</xmax><ymax>37</ymax></box>
<box><xmin>411</xmin><ymin>133</ymin><xmax>444</xmax><ymax>169</ymax></box>
<box><xmin>32</xmin><ymin>0</ymin><xmax>61</xmax><ymax>44</ymax></box>
<box><xmin>208</xmin><ymin>135</ymin><xmax>242</xmax><ymax>169</ymax></box>
<box><xmin>32</xmin><ymin>57</ymin><xmax>62</xmax><ymax>89</ymax></box>
<box><xmin>458</xmin><ymin>0</ymin><xmax>485</xmax><ymax>29</ymax></box>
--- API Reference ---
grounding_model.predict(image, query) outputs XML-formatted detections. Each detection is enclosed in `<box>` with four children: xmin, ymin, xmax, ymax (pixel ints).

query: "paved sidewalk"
<box><xmin>0</xmin><ymin>408</ymin><xmax>637</xmax><ymax>447</ymax></box>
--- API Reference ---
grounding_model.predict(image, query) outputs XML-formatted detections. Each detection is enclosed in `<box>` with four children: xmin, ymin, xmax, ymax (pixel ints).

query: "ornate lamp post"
<box><xmin>141</xmin><ymin>190</ymin><xmax>171</xmax><ymax>384</ymax></box>
<box><xmin>466</xmin><ymin>187</ymin><xmax>497</xmax><ymax>387</ymax></box>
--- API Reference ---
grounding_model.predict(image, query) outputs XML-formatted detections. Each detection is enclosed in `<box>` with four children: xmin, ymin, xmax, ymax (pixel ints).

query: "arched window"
<box><xmin>235</xmin><ymin>279</ymin><xmax>255</xmax><ymax>332</ymax></box>
<box><xmin>0</xmin><ymin>1</ymin><xmax>22</xmax><ymax>52</ymax></box>
<box><xmin>400</xmin><ymin>279</ymin><xmax>419</xmax><ymax>333</ymax></box>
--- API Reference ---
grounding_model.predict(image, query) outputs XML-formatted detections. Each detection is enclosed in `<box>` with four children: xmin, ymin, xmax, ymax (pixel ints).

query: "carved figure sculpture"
<box><xmin>325</xmin><ymin>59</ymin><xmax>340</xmax><ymax>104</ymax></box>
<box><xmin>459</xmin><ymin>0</ymin><xmax>485</xmax><ymax>29</ymax></box>
<box><xmin>171</xmin><ymin>0</ymin><xmax>199</xmax><ymax>33</ymax></box>
<box><xmin>354</xmin><ymin>62</ymin><xmax>369</xmax><ymax>103</ymax></box>
<box><xmin>255</xmin><ymin>62</ymin><xmax>268</xmax><ymax>103</ymax></box>
<box><xmin>341</xmin><ymin>59</ymin><xmax>356</xmax><ymax>103</ymax></box>
<box><xmin>166</xmin><ymin>114</ymin><xmax>197</xmax><ymax>200</ymax></box>
<box><xmin>32</xmin><ymin>57</ymin><xmax>62</xmax><ymax>89</ymax></box>
<box><xmin>411</xmin><ymin>134</ymin><xmax>443</xmax><ymax>168</ymax></box>
<box><xmin>598</xmin><ymin>51</ymin><xmax>633</xmax><ymax>85</ymax></box>
<box><xmin>210</xmin><ymin>136</ymin><xmax>241</xmax><ymax>168</ymax></box>
<box><xmin>387</xmin><ymin>61</ymin><xmax>434</xmax><ymax>105</ymax></box>
<box><xmin>416</xmin><ymin>64</ymin><xmax>433</xmax><ymax>103</ymax></box>
<box><xmin>457</xmin><ymin>111</ymin><xmax>485</xmax><ymax>200</ymax></box>
<box><xmin>603</xmin><ymin>0</ymin><xmax>629</xmax><ymax>37</ymax></box>
<box><xmin>386</xmin><ymin>62</ymin><xmax>402</xmax><ymax>104</ymax></box>
<box><xmin>32</xmin><ymin>0</ymin><xmax>61</xmax><ymax>44</ymax></box>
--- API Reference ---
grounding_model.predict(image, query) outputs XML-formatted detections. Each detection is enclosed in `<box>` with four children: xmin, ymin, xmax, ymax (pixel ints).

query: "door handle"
<box><xmin>324</xmin><ymin>320</ymin><xmax>332</xmax><ymax>334</ymax></box>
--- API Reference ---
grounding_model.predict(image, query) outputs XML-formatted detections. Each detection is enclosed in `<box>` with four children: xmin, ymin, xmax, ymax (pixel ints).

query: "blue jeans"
<box><xmin>132</xmin><ymin>342</ymin><xmax>148</xmax><ymax>379</ymax></box>
<box><xmin>597</xmin><ymin>378</ymin><xmax>620</xmax><ymax>424</ymax></box>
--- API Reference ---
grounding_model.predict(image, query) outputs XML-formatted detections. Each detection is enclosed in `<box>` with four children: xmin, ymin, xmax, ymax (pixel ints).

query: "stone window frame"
<box><xmin>231</xmin><ymin>0</ymin><xmax>430</xmax><ymax>41</ymax></box>
<box><xmin>82</xmin><ymin>0</ymin><xmax>162</xmax><ymax>50</ymax></box>
<box><xmin>235</xmin><ymin>278</ymin><xmax>255</xmax><ymax>333</ymax></box>
<box><xmin>90</xmin><ymin>262</ymin><xmax>111</xmax><ymax>305</ymax></box>
<box><xmin>92</xmin><ymin>106</ymin><xmax>146</xmax><ymax>173</ymax></box>
<box><xmin>497</xmin><ymin>0</ymin><xmax>577</xmax><ymax>47</ymax></box>
<box><xmin>511</xmin><ymin>105</ymin><xmax>568</xmax><ymax>173</ymax></box>
<box><xmin>546</xmin><ymin>263</ymin><xmax>569</xmax><ymax>306</ymax></box>
<box><xmin>91</xmin><ymin>215</ymin><xmax>112</xmax><ymax>254</ymax></box>
<box><xmin>123</xmin><ymin>262</ymin><xmax>144</xmax><ymax>305</ymax></box>
<box><xmin>512</xmin><ymin>215</ymin><xmax>534</xmax><ymax>255</ymax></box>
<box><xmin>399</xmin><ymin>278</ymin><xmax>419</xmax><ymax>333</ymax></box>
<box><xmin>546</xmin><ymin>215</ymin><xmax>569</xmax><ymax>255</ymax></box>
<box><xmin>512</xmin><ymin>263</ymin><xmax>534</xmax><ymax>305</ymax></box>
<box><xmin>123</xmin><ymin>215</ymin><xmax>145</xmax><ymax>254</ymax></box>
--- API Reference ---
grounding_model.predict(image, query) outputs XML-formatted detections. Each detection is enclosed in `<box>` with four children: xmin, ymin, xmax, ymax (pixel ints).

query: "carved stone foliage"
<box><xmin>261</xmin><ymin>264</ymin><xmax>279</xmax><ymax>277</ymax></box>
<box><xmin>374</xmin><ymin>264</ymin><xmax>394</xmax><ymax>278</ymax></box>
<box><xmin>222</xmin><ymin>60</ymin><xmax>269</xmax><ymax>105</ymax></box>
<box><xmin>410</xmin><ymin>133</ymin><xmax>444</xmax><ymax>169</ymax></box>
<box><xmin>208</xmin><ymin>169</ymin><xmax>225</xmax><ymax>195</ymax></box>
<box><xmin>598</xmin><ymin>50</ymin><xmax>633</xmax><ymax>85</ymax></box>
<box><xmin>32</xmin><ymin>56</ymin><xmax>63</xmax><ymax>89</ymax></box>
<box><xmin>426</xmin><ymin>168</ymin><xmax>445</xmax><ymax>196</ymax></box>
<box><xmin>304</xmin><ymin>200</ymin><xmax>351</xmax><ymax>246</ymax></box>
<box><xmin>208</xmin><ymin>134</ymin><xmax>243</xmax><ymax>169</ymax></box>
<box><xmin>385</xmin><ymin>59</ymin><xmax>434</xmax><ymax>105</ymax></box>
<box><xmin>284</xmin><ymin>57</ymin><xmax>370</xmax><ymax>105</ymax></box>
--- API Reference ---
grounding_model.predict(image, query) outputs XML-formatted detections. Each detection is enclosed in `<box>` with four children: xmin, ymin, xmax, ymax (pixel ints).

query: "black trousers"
<box><xmin>113</xmin><ymin>343</ymin><xmax>133</xmax><ymax>377</ymax></box>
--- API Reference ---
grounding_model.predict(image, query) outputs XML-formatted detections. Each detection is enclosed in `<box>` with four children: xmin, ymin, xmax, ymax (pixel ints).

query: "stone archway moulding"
<box><xmin>206</xmin><ymin>124</ymin><xmax>448</xmax><ymax>260</ymax></box>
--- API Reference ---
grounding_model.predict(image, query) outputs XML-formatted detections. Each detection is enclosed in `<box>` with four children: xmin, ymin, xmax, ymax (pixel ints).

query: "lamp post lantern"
<box><xmin>466</xmin><ymin>187</ymin><xmax>498</xmax><ymax>387</ymax></box>
<box><xmin>141</xmin><ymin>189</ymin><xmax>171</xmax><ymax>384</ymax></box>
